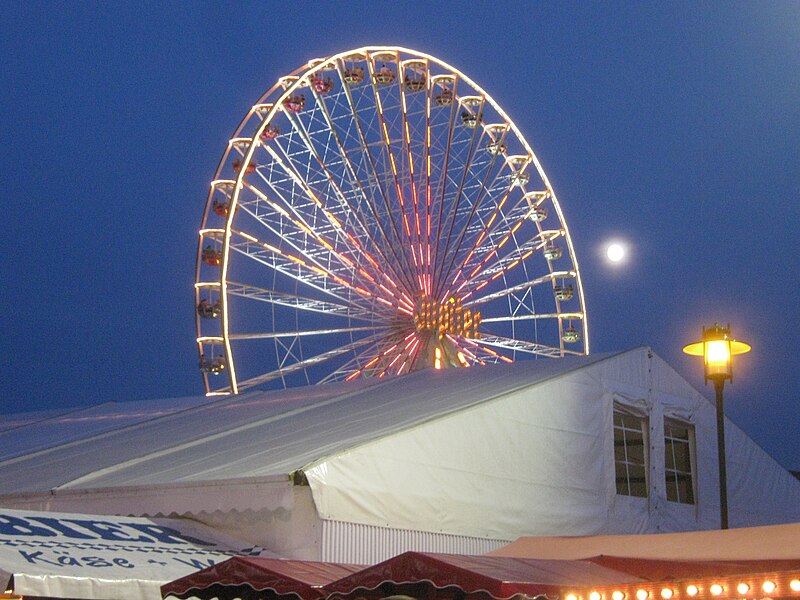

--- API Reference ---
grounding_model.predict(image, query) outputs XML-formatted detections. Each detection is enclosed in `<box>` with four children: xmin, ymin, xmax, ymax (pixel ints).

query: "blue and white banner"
<box><xmin>0</xmin><ymin>508</ymin><xmax>270</xmax><ymax>600</ymax></box>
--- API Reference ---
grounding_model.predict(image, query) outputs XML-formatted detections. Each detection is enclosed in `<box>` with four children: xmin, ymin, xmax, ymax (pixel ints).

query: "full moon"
<box><xmin>607</xmin><ymin>243</ymin><xmax>625</xmax><ymax>262</ymax></box>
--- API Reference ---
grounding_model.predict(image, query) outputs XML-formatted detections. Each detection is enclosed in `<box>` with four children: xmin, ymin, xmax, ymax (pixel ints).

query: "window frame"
<box><xmin>613</xmin><ymin>404</ymin><xmax>649</xmax><ymax>499</ymax></box>
<box><xmin>664</xmin><ymin>417</ymin><xmax>697</xmax><ymax>505</ymax></box>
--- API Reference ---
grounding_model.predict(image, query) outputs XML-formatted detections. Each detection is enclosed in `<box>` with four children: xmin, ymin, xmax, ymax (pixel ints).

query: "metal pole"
<box><xmin>713</xmin><ymin>377</ymin><xmax>728</xmax><ymax>529</ymax></box>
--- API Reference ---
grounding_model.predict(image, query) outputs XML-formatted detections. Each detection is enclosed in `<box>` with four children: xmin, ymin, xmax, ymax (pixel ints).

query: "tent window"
<box><xmin>614</xmin><ymin>409</ymin><xmax>648</xmax><ymax>498</ymax></box>
<box><xmin>664</xmin><ymin>418</ymin><xmax>695</xmax><ymax>504</ymax></box>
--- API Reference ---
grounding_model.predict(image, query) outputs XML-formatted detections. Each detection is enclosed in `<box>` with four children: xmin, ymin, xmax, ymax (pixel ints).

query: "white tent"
<box><xmin>1</xmin><ymin>347</ymin><xmax>798</xmax><ymax>564</ymax></box>
<box><xmin>0</xmin><ymin>507</ymin><xmax>272</xmax><ymax>600</ymax></box>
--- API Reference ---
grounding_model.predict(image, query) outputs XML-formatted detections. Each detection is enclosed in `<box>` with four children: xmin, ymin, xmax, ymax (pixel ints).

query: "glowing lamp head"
<box><xmin>710</xmin><ymin>584</ymin><xmax>724</xmax><ymax>596</ymax></box>
<box><xmin>590</xmin><ymin>591</ymin><xmax>602</xmax><ymax>600</ymax></box>
<box><xmin>789</xmin><ymin>579</ymin><xmax>800</xmax><ymax>592</ymax></box>
<box><xmin>660</xmin><ymin>588</ymin><xmax>674</xmax><ymax>599</ymax></box>
<box><xmin>636</xmin><ymin>590</ymin><xmax>649</xmax><ymax>600</ymax></box>
<box><xmin>686</xmin><ymin>585</ymin><xmax>699</xmax><ymax>597</ymax></box>
<box><xmin>762</xmin><ymin>581</ymin><xmax>776</xmax><ymax>594</ymax></box>
<box><xmin>683</xmin><ymin>323</ymin><xmax>750</xmax><ymax>383</ymax></box>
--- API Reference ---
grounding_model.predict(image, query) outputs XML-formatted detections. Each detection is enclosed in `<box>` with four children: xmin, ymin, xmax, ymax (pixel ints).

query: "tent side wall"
<box><xmin>304</xmin><ymin>348</ymin><xmax>800</xmax><ymax>541</ymax></box>
<box><xmin>305</xmin><ymin>353</ymin><xmax>631</xmax><ymax>540</ymax></box>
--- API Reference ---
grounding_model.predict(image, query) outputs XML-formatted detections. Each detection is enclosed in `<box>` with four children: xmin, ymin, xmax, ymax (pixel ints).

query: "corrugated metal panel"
<box><xmin>321</xmin><ymin>520</ymin><xmax>507</xmax><ymax>564</ymax></box>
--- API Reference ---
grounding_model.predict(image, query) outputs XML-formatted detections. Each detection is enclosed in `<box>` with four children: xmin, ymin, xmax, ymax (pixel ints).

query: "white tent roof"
<box><xmin>0</xmin><ymin>351</ymin><xmax>616</xmax><ymax>492</ymax></box>
<box><xmin>0</xmin><ymin>395</ymin><xmax>214</xmax><ymax>461</ymax></box>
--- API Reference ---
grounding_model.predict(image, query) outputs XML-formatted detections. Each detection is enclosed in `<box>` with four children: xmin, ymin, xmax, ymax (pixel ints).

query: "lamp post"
<box><xmin>683</xmin><ymin>323</ymin><xmax>751</xmax><ymax>529</ymax></box>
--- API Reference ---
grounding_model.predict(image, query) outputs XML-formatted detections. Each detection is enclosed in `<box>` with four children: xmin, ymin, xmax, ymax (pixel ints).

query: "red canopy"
<box><xmin>161</xmin><ymin>551</ymin><xmax>800</xmax><ymax>600</ymax></box>
<box><xmin>161</xmin><ymin>557</ymin><xmax>363</xmax><ymax>600</ymax></box>
<box><xmin>323</xmin><ymin>552</ymin><xmax>643</xmax><ymax>600</ymax></box>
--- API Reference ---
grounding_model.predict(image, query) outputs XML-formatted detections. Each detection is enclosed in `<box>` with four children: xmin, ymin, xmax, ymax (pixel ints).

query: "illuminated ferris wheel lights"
<box><xmin>195</xmin><ymin>47</ymin><xmax>588</xmax><ymax>395</ymax></box>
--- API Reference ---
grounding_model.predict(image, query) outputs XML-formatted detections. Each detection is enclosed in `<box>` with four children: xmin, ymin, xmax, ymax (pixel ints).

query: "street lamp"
<box><xmin>683</xmin><ymin>323</ymin><xmax>751</xmax><ymax>529</ymax></box>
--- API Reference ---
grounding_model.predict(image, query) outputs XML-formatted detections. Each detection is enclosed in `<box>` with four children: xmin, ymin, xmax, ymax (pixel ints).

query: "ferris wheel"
<box><xmin>195</xmin><ymin>46</ymin><xmax>588</xmax><ymax>396</ymax></box>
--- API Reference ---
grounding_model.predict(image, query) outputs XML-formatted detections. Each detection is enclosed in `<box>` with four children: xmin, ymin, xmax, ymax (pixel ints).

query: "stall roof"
<box><xmin>322</xmin><ymin>552</ymin><xmax>643</xmax><ymax>599</ymax></box>
<box><xmin>161</xmin><ymin>557</ymin><xmax>363</xmax><ymax>600</ymax></box>
<box><xmin>0</xmin><ymin>508</ymin><xmax>274</xmax><ymax>600</ymax></box>
<box><xmin>489</xmin><ymin>523</ymin><xmax>800</xmax><ymax>561</ymax></box>
<box><xmin>586</xmin><ymin>556</ymin><xmax>800</xmax><ymax>580</ymax></box>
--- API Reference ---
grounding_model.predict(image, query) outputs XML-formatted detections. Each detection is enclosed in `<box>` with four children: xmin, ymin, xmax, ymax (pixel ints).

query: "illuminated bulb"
<box><xmin>706</xmin><ymin>340</ymin><xmax>731</xmax><ymax>372</ymax></box>
<box><xmin>790</xmin><ymin>580</ymin><xmax>800</xmax><ymax>592</ymax></box>
<box><xmin>590</xmin><ymin>592</ymin><xmax>602</xmax><ymax>600</ymax></box>
<box><xmin>762</xmin><ymin>581</ymin><xmax>776</xmax><ymax>594</ymax></box>
<box><xmin>566</xmin><ymin>595</ymin><xmax>578</xmax><ymax>600</ymax></box>
<box><xmin>637</xmin><ymin>590</ymin><xmax>649</xmax><ymax>600</ymax></box>
<box><xmin>710</xmin><ymin>584</ymin><xmax>724</xmax><ymax>596</ymax></box>
<box><xmin>612</xmin><ymin>591</ymin><xmax>625</xmax><ymax>600</ymax></box>
<box><xmin>661</xmin><ymin>588</ymin><xmax>674</xmax><ymax>599</ymax></box>
<box><xmin>737</xmin><ymin>583</ymin><xmax>750</xmax><ymax>595</ymax></box>
<box><xmin>686</xmin><ymin>586</ymin><xmax>699</xmax><ymax>597</ymax></box>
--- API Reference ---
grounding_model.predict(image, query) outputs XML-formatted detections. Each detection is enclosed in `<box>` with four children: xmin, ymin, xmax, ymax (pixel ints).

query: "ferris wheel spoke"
<box><xmin>302</xmin><ymin>81</ymin><xmax>419</xmax><ymax>298</ymax></box>
<box><xmin>351</xmin><ymin>54</ymin><xmax>423</xmax><ymax>287</ymax></box>
<box><xmin>449</xmin><ymin>335</ymin><xmax>514</xmax><ymax>364</ymax></box>
<box><xmin>231</xmin><ymin>200</ymin><xmax>385</xmax><ymax>311</ymax></box>
<box><xmin>365</xmin><ymin>57</ymin><xmax>427</xmax><ymax>291</ymax></box>
<box><xmin>238</xmin><ymin>182</ymin><xmax>350</xmax><ymax>266</ymax></box>
<box><xmin>229</xmin><ymin>229</ymin><xmax>410</xmax><ymax>315</ymax></box>
<box><xmin>318</xmin><ymin>330</ymin><xmax>415</xmax><ymax>384</ymax></box>
<box><xmin>252</xmin><ymin>142</ymin><xmax>416</xmax><ymax>308</ymax></box>
<box><xmin>370</xmin><ymin>335</ymin><xmax>424</xmax><ymax>378</ymax></box>
<box><xmin>435</xmin><ymin>140</ymin><xmax>509</xmax><ymax>298</ymax></box>
<box><xmin>435</xmin><ymin>128</ymin><xmax>514</xmax><ymax>298</ymax></box>
<box><xmin>448</xmin><ymin>227</ymin><xmax>563</xmax><ymax>301</ymax></box>
<box><xmin>462</xmin><ymin>270</ymin><xmax>575</xmax><ymax>308</ymax></box>
<box><xmin>258</xmin><ymin>143</ymin><xmax>364</xmax><ymax>255</ymax></box>
<box><xmin>398</xmin><ymin>60</ymin><xmax>430</xmax><ymax>293</ymax></box>
<box><xmin>431</xmin><ymin>96</ymin><xmax>487</xmax><ymax>295</ymax></box>
<box><xmin>237</xmin><ymin>182</ymin><xmax>412</xmax><ymax>310</ymax></box>
<box><xmin>421</xmin><ymin>72</ymin><xmax>434</xmax><ymax>295</ymax></box>
<box><xmin>336</xmin><ymin>61</ymin><xmax>422</xmax><ymax>294</ymax></box>
<box><xmin>278</xmin><ymin>105</ymin><xmax>390</xmax><ymax>272</ymax></box>
<box><xmin>441</xmin><ymin>185</ymin><xmax>519</xmax><ymax>296</ymax></box>
<box><xmin>474</xmin><ymin>334</ymin><xmax>580</xmax><ymax>358</ymax></box>
<box><xmin>481</xmin><ymin>312</ymin><xmax>583</xmax><ymax>323</ymax></box>
<box><xmin>226</xmin><ymin>281</ymin><xmax>375</xmax><ymax>320</ymax></box>
<box><xmin>235</xmin><ymin>333</ymin><xmax>387</xmax><ymax>392</ymax></box>
<box><xmin>344</xmin><ymin>330</ymin><xmax>419</xmax><ymax>382</ymax></box>
<box><xmin>441</xmin><ymin>163</ymin><xmax>539</xmax><ymax>294</ymax></box>
<box><xmin>427</xmin><ymin>77</ymin><xmax>461</xmax><ymax>297</ymax></box>
<box><xmin>228</xmin><ymin>325</ymin><xmax>387</xmax><ymax>341</ymax></box>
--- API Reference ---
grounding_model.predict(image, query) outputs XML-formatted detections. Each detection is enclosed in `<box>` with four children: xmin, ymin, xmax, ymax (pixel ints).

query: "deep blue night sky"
<box><xmin>3</xmin><ymin>2</ymin><xmax>799</xmax><ymax>470</ymax></box>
